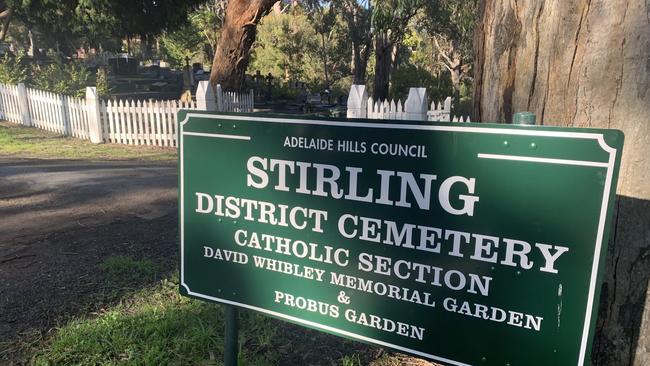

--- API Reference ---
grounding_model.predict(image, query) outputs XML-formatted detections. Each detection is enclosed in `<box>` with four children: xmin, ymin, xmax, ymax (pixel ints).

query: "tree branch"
<box><xmin>433</xmin><ymin>36</ymin><xmax>454</xmax><ymax>68</ymax></box>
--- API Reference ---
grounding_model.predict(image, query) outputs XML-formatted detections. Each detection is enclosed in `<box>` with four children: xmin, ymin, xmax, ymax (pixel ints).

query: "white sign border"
<box><xmin>178</xmin><ymin>113</ymin><xmax>619</xmax><ymax>366</ymax></box>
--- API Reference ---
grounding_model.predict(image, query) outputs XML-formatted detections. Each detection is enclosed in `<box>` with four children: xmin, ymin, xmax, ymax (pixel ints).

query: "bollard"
<box><xmin>513</xmin><ymin>111</ymin><xmax>536</xmax><ymax>125</ymax></box>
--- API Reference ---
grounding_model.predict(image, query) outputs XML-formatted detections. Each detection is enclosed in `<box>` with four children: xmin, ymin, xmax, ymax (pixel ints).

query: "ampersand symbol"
<box><xmin>337</xmin><ymin>291</ymin><xmax>350</xmax><ymax>304</ymax></box>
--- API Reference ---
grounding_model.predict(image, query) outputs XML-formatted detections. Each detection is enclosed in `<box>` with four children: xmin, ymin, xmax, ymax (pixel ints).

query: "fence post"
<box><xmin>443</xmin><ymin>96</ymin><xmax>452</xmax><ymax>122</ymax></box>
<box><xmin>216</xmin><ymin>84</ymin><xmax>224</xmax><ymax>111</ymax></box>
<box><xmin>196</xmin><ymin>80</ymin><xmax>216</xmax><ymax>111</ymax></box>
<box><xmin>16</xmin><ymin>83</ymin><xmax>31</xmax><ymax>126</ymax></box>
<box><xmin>85</xmin><ymin>87</ymin><xmax>103</xmax><ymax>144</ymax></box>
<box><xmin>513</xmin><ymin>111</ymin><xmax>536</xmax><ymax>125</ymax></box>
<box><xmin>404</xmin><ymin>87</ymin><xmax>428</xmax><ymax>121</ymax></box>
<box><xmin>61</xmin><ymin>96</ymin><xmax>71</xmax><ymax>136</ymax></box>
<box><xmin>346</xmin><ymin>84</ymin><xmax>367</xmax><ymax>118</ymax></box>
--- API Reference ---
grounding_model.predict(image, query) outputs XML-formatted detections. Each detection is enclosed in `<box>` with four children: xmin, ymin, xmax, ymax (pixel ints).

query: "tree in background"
<box><xmin>0</xmin><ymin>1</ymin><xmax>13</xmax><ymax>42</ymax></box>
<box><xmin>473</xmin><ymin>2</ymin><xmax>649</xmax><ymax>364</ymax></box>
<box><xmin>301</xmin><ymin>1</ymin><xmax>352</xmax><ymax>90</ymax></box>
<box><xmin>210</xmin><ymin>0</ymin><xmax>278</xmax><ymax>91</ymax></box>
<box><xmin>303</xmin><ymin>1</ymin><xmax>336</xmax><ymax>88</ymax></box>
<box><xmin>420</xmin><ymin>0</ymin><xmax>477</xmax><ymax>98</ymax></box>
<box><xmin>388</xmin><ymin>29</ymin><xmax>453</xmax><ymax>102</ymax></box>
<box><xmin>159</xmin><ymin>22</ymin><xmax>203</xmax><ymax>69</ymax></box>
<box><xmin>371</xmin><ymin>0</ymin><xmax>424</xmax><ymax>101</ymax></box>
<box><xmin>250</xmin><ymin>6</ymin><xmax>317</xmax><ymax>83</ymax></box>
<box><xmin>189</xmin><ymin>0</ymin><xmax>227</xmax><ymax>63</ymax></box>
<box><xmin>0</xmin><ymin>0</ymin><xmax>204</xmax><ymax>57</ymax></box>
<box><xmin>157</xmin><ymin>6</ymin><xmax>219</xmax><ymax>71</ymax></box>
<box><xmin>249</xmin><ymin>2</ymin><xmax>352</xmax><ymax>96</ymax></box>
<box><xmin>333</xmin><ymin>0</ymin><xmax>371</xmax><ymax>85</ymax></box>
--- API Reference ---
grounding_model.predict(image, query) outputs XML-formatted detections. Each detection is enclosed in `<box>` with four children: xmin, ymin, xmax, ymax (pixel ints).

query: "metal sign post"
<box><xmin>223</xmin><ymin>305</ymin><xmax>238</xmax><ymax>366</ymax></box>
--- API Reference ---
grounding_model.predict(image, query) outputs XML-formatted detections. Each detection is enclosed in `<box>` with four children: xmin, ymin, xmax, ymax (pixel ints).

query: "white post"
<box><xmin>61</xmin><ymin>95</ymin><xmax>71</xmax><ymax>136</ymax></box>
<box><xmin>216</xmin><ymin>84</ymin><xmax>224</xmax><ymax>111</ymax></box>
<box><xmin>196</xmin><ymin>80</ymin><xmax>216</xmax><ymax>111</ymax></box>
<box><xmin>16</xmin><ymin>83</ymin><xmax>31</xmax><ymax>126</ymax></box>
<box><xmin>85</xmin><ymin>87</ymin><xmax>103</xmax><ymax>143</ymax></box>
<box><xmin>404</xmin><ymin>87</ymin><xmax>428</xmax><ymax>121</ymax></box>
<box><xmin>443</xmin><ymin>96</ymin><xmax>452</xmax><ymax>122</ymax></box>
<box><xmin>346</xmin><ymin>84</ymin><xmax>367</xmax><ymax>118</ymax></box>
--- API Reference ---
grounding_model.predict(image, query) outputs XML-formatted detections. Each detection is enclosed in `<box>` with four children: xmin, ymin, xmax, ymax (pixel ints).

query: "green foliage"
<box><xmin>340</xmin><ymin>353</ymin><xmax>362</xmax><ymax>366</ymax></box>
<box><xmin>0</xmin><ymin>51</ymin><xmax>29</xmax><ymax>85</ymax></box>
<box><xmin>159</xmin><ymin>23</ymin><xmax>203</xmax><ymax>69</ymax></box>
<box><xmin>390</xmin><ymin>63</ymin><xmax>453</xmax><ymax>101</ymax></box>
<box><xmin>250</xmin><ymin>6</ymin><xmax>351</xmax><ymax>95</ymax></box>
<box><xmin>422</xmin><ymin>0</ymin><xmax>478</xmax><ymax>55</ymax></box>
<box><xmin>158</xmin><ymin>3</ymin><xmax>225</xmax><ymax>68</ymax></box>
<box><xmin>251</xmin><ymin>11</ymin><xmax>319</xmax><ymax>83</ymax></box>
<box><xmin>31</xmin><ymin>61</ymin><xmax>91</xmax><ymax>98</ymax></box>
<box><xmin>188</xmin><ymin>1</ymin><xmax>226</xmax><ymax>59</ymax></box>
<box><xmin>418</xmin><ymin>0</ymin><xmax>479</xmax><ymax>82</ymax></box>
<box><xmin>95</xmin><ymin>68</ymin><xmax>111</xmax><ymax>96</ymax></box>
<box><xmin>371</xmin><ymin>0</ymin><xmax>426</xmax><ymax>37</ymax></box>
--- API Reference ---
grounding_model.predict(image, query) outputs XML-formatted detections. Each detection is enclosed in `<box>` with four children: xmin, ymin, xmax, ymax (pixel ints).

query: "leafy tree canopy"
<box><xmin>4</xmin><ymin>0</ymin><xmax>206</xmax><ymax>48</ymax></box>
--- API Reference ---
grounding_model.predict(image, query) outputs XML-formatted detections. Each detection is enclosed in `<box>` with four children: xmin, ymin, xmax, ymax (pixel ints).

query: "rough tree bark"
<box><xmin>210</xmin><ymin>0</ymin><xmax>278</xmax><ymax>92</ymax></box>
<box><xmin>373</xmin><ymin>33</ymin><xmax>393</xmax><ymax>101</ymax></box>
<box><xmin>474</xmin><ymin>1</ymin><xmax>650</xmax><ymax>365</ymax></box>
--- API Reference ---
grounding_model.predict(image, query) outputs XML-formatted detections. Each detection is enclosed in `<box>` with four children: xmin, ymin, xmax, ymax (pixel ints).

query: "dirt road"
<box><xmin>0</xmin><ymin>157</ymin><xmax>178</xmax><ymax>343</ymax></box>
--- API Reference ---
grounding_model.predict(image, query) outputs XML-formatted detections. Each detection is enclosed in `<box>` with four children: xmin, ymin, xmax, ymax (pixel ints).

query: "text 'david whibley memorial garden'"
<box><xmin>179</xmin><ymin>111</ymin><xmax>623</xmax><ymax>366</ymax></box>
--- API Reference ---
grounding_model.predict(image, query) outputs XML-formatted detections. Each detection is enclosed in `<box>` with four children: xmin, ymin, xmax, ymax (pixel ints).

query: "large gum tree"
<box><xmin>209</xmin><ymin>0</ymin><xmax>278</xmax><ymax>91</ymax></box>
<box><xmin>473</xmin><ymin>1</ymin><xmax>650</xmax><ymax>365</ymax></box>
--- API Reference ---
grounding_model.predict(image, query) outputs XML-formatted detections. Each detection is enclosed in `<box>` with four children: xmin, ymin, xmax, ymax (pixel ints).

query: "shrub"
<box><xmin>0</xmin><ymin>51</ymin><xmax>30</xmax><ymax>85</ymax></box>
<box><xmin>31</xmin><ymin>61</ymin><xmax>91</xmax><ymax>97</ymax></box>
<box><xmin>95</xmin><ymin>67</ymin><xmax>111</xmax><ymax>96</ymax></box>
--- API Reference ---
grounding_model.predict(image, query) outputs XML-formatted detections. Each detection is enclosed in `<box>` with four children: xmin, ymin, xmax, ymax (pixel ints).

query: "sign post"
<box><xmin>224</xmin><ymin>305</ymin><xmax>238</xmax><ymax>366</ymax></box>
<box><xmin>178</xmin><ymin>111</ymin><xmax>623</xmax><ymax>366</ymax></box>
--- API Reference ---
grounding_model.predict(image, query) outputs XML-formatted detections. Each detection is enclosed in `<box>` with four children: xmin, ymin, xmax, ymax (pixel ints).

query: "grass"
<box><xmin>31</xmin><ymin>274</ymin><xmax>279</xmax><ymax>366</ymax></box>
<box><xmin>25</xmin><ymin>267</ymin><xmax>417</xmax><ymax>366</ymax></box>
<box><xmin>0</xmin><ymin>121</ymin><xmax>176</xmax><ymax>161</ymax></box>
<box><xmin>100</xmin><ymin>255</ymin><xmax>159</xmax><ymax>287</ymax></box>
<box><xmin>1</xmin><ymin>248</ymin><xmax>423</xmax><ymax>365</ymax></box>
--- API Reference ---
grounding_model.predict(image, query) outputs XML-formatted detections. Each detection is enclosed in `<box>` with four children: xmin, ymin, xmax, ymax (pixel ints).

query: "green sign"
<box><xmin>178</xmin><ymin>111</ymin><xmax>623</xmax><ymax>366</ymax></box>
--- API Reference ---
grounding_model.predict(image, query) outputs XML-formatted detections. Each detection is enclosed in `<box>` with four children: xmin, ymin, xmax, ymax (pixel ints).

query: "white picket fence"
<box><xmin>27</xmin><ymin>87</ymin><xmax>91</xmax><ymax>139</ymax></box>
<box><xmin>216</xmin><ymin>85</ymin><xmax>255</xmax><ymax>113</ymax></box>
<box><xmin>347</xmin><ymin>84</ymin><xmax>471</xmax><ymax>122</ymax></box>
<box><xmin>0</xmin><ymin>84</ymin><xmax>22</xmax><ymax>123</ymax></box>
<box><xmin>100</xmin><ymin>99</ymin><xmax>196</xmax><ymax>146</ymax></box>
<box><xmin>0</xmin><ymin>81</ymin><xmax>254</xmax><ymax>147</ymax></box>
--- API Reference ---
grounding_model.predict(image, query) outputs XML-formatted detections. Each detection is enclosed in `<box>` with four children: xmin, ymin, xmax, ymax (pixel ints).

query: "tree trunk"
<box><xmin>321</xmin><ymin>32</ymin><xmax>329</xmax><ymax>87</ymax></box>
<box><xmin>373</xmin><ymin>34</ymin><xmax>392</xmax><ymax>101</ymax></box>
<box><xmin>351</xmin><ymin>35</ymin><xmax>371</xmax><ymax>85</ymax></box>
<box><xmin>0</xmin><ymin>7</ymin><xmax>13</xmax><ymax>42</ymax></box>
<box><xmin>352</xmin><ymin>44</ymin><xmax>366</xmax><ymax>84</ymax></box>
<box><xmin>210</xmin><ymin>0</ymin><xmax>278</xmax><ymax>92</ymax></box>
<box><xmin>474</xmin><ymin>1</ymin><xmax>650</xmax><ymax>365</ymax></box>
